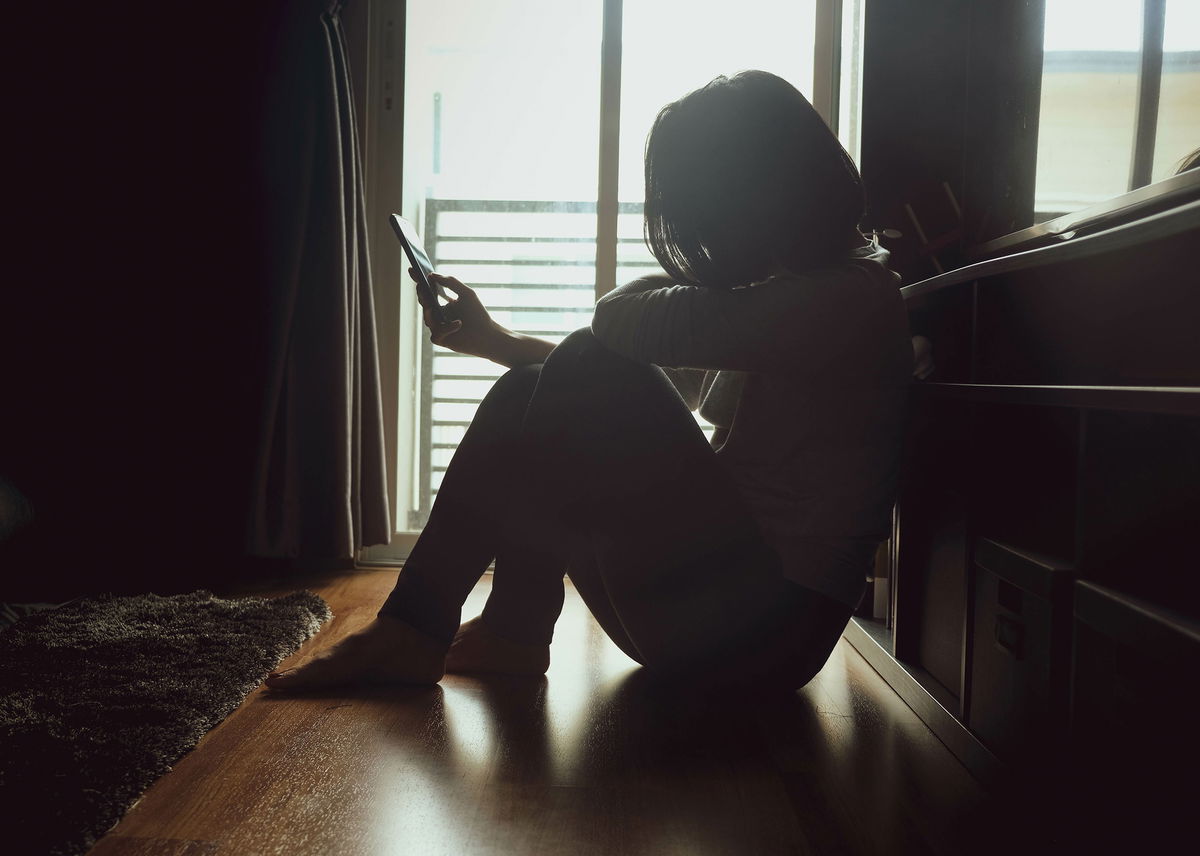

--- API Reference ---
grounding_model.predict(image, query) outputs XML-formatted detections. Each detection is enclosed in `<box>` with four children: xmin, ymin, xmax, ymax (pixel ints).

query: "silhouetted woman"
<box><xmin>267</xmin><ymin>70</ymin><xmax>912</xmax><ymax>693</ymax></box>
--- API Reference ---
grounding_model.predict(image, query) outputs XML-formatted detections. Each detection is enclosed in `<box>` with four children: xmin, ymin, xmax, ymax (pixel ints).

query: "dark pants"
<box><xmin>380</xmin><ymin>329</ymin><xmax>849</xmax><ymax>691</ymax></box>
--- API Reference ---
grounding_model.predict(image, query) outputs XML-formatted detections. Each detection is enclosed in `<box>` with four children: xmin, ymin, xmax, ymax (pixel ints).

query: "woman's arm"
<box><xmin>591</xmin><ymin>262</ymin><xmax>902</xmax><ymax>372</ymax></box>
<box><xmin>423</xmin><ymin>274</ymin><xmax>555</xmax><ymax>368</ymax></box>
<box><xmin>598</xmin><ymin>273</ymin><xmax>676</xmax><ymax>300</ymax></box>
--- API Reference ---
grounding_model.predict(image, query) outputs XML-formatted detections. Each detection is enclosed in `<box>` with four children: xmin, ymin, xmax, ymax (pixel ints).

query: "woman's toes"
<box><xmin>265</xmin><ymin>618</ymin><xmax>447</xmax><ymax>693</ymax></box>
<box><xmin>264</xmin><ymin>667</ymin><xmax>309</xmax><ymax>690</ymax></box>
<box><xmin>264</xmin><ymin>657</ymin><xmax>341</xmax><ymax>691</ymax></box>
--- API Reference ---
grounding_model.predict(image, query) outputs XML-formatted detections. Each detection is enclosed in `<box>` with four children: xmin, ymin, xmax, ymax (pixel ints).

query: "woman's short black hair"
<box><xmin>644</xmin><ymin>70</ymin><xmax>866</xmax><ymax>288</ymax></box>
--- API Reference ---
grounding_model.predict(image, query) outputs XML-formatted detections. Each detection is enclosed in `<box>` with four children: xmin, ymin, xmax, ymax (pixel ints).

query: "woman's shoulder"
<box><xmin>745</xmin><ymin>244</ymin><xmax>900</xmax><ymax>297</ymax></box>
<box><xmin>843</xmin><ymin>243</ymin><xmax>901</xmax><ymax>286</ymax></box>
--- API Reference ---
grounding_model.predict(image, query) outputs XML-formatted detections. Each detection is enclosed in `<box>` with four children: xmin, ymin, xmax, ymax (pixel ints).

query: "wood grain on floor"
<box><xmin>89</xmin><ymin>569</ymin><xmax>1031</xmax><ymax>856</ymax></box>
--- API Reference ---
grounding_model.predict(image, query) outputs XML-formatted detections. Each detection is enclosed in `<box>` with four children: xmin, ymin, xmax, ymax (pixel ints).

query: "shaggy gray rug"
<box><xmin>0</xmin><ymin>589</ymin><xmax>332</xmax><ymax>855</ymax></box>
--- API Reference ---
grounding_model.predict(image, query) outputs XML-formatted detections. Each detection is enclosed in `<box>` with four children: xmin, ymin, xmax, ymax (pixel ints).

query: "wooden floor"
<box><xmin>88</xmin><ymin>569</ymin><xmax>1034</xmax><ymax>856</ymax></box>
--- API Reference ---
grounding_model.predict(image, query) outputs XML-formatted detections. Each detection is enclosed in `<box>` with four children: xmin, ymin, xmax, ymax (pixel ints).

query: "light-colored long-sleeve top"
<box><xmin>590</xmin><ymin>244</ymin><xmax>912</xmax><ymax>607</ymax></box>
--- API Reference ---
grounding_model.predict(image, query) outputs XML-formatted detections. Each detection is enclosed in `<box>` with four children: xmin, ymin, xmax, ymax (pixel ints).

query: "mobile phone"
<box><xmin>389</xmin><ymin>214</ymin><xmax>448</xmax><ymax>325</ymax></box>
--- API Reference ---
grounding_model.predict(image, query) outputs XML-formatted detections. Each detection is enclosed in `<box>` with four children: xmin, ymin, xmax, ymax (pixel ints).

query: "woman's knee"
<box><xmin>552</xmin><ymin>326</ymin><xmax>604</xmax><ymax>358</ymax></box>
<box><xmin>483</xmin><ymin>364</ymin><xmax>541</xmax><ymax>404</ymax></box>
<box><xmin>472</xmin><ymin>364</ymin><xmax>541</xmax><ymax>432</ymax></box>
<box><xmin>543</xmin><ymin>327</ymin><xmax>680</xmax><ymax>403</ymax></box>
<box><xmin>548</xmin><ymin>327</ymin><xmax>651</xmax><ymax>378</ymax></box>
<box><xmin>525</xmin><ymin>328</ymin><xmax>703</xmax><ymax>460</ymax></box>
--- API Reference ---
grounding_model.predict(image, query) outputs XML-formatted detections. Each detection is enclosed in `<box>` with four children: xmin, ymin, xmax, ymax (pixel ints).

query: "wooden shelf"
<box><xmin>968</xmin><ymin>169</ymin><xmax>1200</xmax><ymax>260</ymax></box>
<box><xmin>913</xmin><ymin>383</ymin><xmax>1200</xmax><ymax>416</ymax></box>
<box><xmin>899</xmin><ymin>198</ymin><xmax>1200</xmax><ymax>302</ymax></box>
<box><xmin>843</xmin><ymin>618</ymin><xmax>1004</xmax><ymax>787</ymax></box>
<box><xmin>1075</xmin><ymin>581</ymin><xmax>1200</xmax><ymax>661</ymax></box>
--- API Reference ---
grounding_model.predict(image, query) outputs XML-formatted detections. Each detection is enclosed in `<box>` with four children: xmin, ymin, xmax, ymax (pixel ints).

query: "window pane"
<box><xmin>1152</xmin><ymin>0</ymin><xmax>1200</xmax><ymax>181</ymax></box>
<box><xmin>616</xmin><ymin>1</ymin><xmax>815</xmax><ymax>439</ymax></box>
<box><xmin>1035</xmin><ymin>0</ymin><xmax>1143</xmax><ymax>216</ymax></box>
<box><xmin>404</xmin><ymin>1</ymin><xmax>602</xmax><ymax>204</ymax></box>
<box><xmin>617</xmin><ymin>0</ymin><xmax>818</xmax><ymax>206</ymax></box>
<box><xmin>403</xmin><ymin>1</ymin><xmax>603</xmax><ymax>523</ymax></box>
<box><xmin>837</xmin><ymin>0</ymin><xmax>867</xmax><ymax>166</ymax></box>
<box><xmin>402</xmin><ymin>2</ymin><xmax>816</xmax><ymax>523</ymax></box>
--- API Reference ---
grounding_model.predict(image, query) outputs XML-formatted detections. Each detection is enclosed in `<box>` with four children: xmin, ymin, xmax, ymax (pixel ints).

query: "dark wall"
<box><xmin>961</xmin><ymin>2</ymin><xmax>1045</xmax><ymax>246</ymax></box>
<box><xmin>2</xmin><ymin>6</ymin><xmax>295</xmax><ymax>598</ymax></box>
<box><xmin>860</xmin><ymin>0</ymin><xmax>1044</xmax><ymax>283</ymax></box>
<box><xmin>860</xmin><ymin>0</ymin><xmax>969</xmax><ymax>282</ymax></box>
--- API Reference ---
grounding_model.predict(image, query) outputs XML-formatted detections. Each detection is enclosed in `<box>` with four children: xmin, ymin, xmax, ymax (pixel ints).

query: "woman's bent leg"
<box><xmin>686</xmin><ymin>586</ymin><xmax>852</xmax><ymax>692</ymax></box>
<box><xmin>520</xmin><ymin>329</ymin><xmax>795</xmax><ymax>673</ymax></box>
<box><xmin>347</xmin><ymin>326</ymin><xmax>849</xmax><ymax>691</ymax></box>
<box><xmin>379</xmin><ymin>364</ymin><xmax>566</xmax><ymax>645</ymax></box>
<box><xmin>478</xmin><ymin>535</ymin><xmax>567</xmax><ymax>646</ymax></box>
<box><xmin>267</xmin><ymin>364</ymin><xmax>569</xmax><ymax>691</ymax></box>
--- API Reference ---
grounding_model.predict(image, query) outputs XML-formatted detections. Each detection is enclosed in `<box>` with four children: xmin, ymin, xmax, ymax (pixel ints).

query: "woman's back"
<box><xmin>592</xmin><ymin>243</ymin><xmax>912</xmax><ymax>605</ymax></box>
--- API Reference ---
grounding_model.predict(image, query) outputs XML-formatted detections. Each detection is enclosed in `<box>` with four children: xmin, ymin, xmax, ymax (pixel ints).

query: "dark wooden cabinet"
<box><xmin>1066</xmin><ymin>581</ymin><xmax>1200</xmax><ymax>849</ymax></box>
<box><xmin>844</xmin><ymin>177</ymin><xmax>1200</xmax><ymax>833</ymax></box>
<box><xmin>967</xmin><ymin>538</ymin><xmax>1074</xmax><ymax>766</ymax></box>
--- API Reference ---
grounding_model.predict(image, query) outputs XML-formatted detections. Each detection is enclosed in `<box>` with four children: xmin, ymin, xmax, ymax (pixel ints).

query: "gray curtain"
<box><xmin>250</xmin><ymin>0</ymin><xmax>390</xmax><ymax>557</ymax></box>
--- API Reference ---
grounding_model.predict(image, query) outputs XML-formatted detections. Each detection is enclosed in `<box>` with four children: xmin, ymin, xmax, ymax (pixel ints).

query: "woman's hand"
<box><xmin>414</xmin><ymin>270</ymin><xmax>557</xmax><ymax>368</ymax></box>
<box><xmin>418</xmin><ymin>272</ymin><xmax>505</xmax><ymax>359</ymax></box>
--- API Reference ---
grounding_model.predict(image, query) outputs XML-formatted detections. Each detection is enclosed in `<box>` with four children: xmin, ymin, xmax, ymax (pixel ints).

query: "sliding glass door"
<box><xmin>398</xmin><ymin>0</ymin><xmax>604</xmax><ymax>527</ymax></box>
<box><xmin>617</xmin><ymin>1</ymin><xmax>816</xmax><ymax>205</ymax></box>
<box><xmin>386</xmin><ymin>0</ymin><xmax>827</xmax><ymax>538</ymax></box>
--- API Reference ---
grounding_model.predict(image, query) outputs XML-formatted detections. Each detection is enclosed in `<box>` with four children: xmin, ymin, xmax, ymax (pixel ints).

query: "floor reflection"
<box><xmin>362</xmin><ymin>666</ymin><xmax>841</xmax><ymax>855</ymax></box>
<box><xmin>364</xmin><ymin>639</ymin><xmax>1014</xmax><ymax>855</ymax></box>
<box><xmin>102</xmin><ymin>576</ymin><xmax>1009</xmax><ymax>855</ymax></box>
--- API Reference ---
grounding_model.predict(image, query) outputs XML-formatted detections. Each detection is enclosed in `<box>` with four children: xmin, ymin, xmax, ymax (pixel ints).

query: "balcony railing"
<box><xmin>411</xmin><ymin>198</ymin><xmax>658</xmax><ymax>528</ymax></box>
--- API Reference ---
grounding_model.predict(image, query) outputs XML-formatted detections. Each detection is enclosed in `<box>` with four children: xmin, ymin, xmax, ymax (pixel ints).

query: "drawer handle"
<box><xmin>994</xmin><ymin>614</ymin><xmax>1025</xmax><ymax>659</ymax></box>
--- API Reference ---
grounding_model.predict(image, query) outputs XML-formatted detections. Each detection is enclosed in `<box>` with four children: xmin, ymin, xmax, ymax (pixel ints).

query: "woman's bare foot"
<box><xmin>265</xmin><ymin>615</ymin><xmax>446</xmax><ymax>692</ymax></box>
<box><xmin>444</xmin><ymin>616</ymin><xmax>550</xmax><ymax>676</ymax></box>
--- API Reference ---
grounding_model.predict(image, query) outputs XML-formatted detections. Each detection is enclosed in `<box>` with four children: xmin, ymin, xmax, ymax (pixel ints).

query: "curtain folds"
<box><xmin>250</xmin><ymin>0</ymin><xmax>390</xmax><ymax>558</ymax></box>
